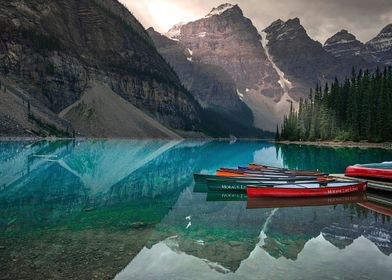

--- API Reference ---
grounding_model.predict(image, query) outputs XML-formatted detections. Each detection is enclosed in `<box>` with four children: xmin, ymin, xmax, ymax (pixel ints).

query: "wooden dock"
<box><xmin>332</xmin><ymin>174</ymin><xmax>392</xmax><ymax>192</ymax></box>
<box><xmin>366</xmin><ymin>192</ymin><xmax>392</xmax><ymax>207</ymax></box>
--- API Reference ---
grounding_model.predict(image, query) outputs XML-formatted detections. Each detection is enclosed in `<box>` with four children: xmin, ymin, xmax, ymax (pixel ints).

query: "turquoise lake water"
<box><xmin>0</xmin><ymin>140</ymin><xmax>392</xmax><ymax>279</ymax></box>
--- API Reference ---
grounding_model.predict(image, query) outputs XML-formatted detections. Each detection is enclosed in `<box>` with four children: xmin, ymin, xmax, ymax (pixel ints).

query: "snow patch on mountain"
<box><xmin>205</xmin><ymin>3</ymin><xmax>235</xmax><ymax>18</ymax></box>
<box><xmin>260</xmin><ymin>31</ymin><xmax>293</xmax><ymax>93</ymax></box>
<box><xmin>186</xmin><ymin>48</ymin><xmax>193</xmax><ymax>62</ymax></box>
<box><xmin>166</xmin><ymin>22</ymin><xmax>184</xmax><ymax>39</ymax></box>
<box><xmin>237</xmin><ymin>89</ymin><xmax>244</xmax><ymax>100</ymax></box>
<box><xmin>368</xmin><ymin>37</ymin><xmax>392</xmax><ymax>52</ymax></box>
<box><xmin>324</xmin><ymin>39</ymin><xmax>356</xmax><ymax>46</ymax></box>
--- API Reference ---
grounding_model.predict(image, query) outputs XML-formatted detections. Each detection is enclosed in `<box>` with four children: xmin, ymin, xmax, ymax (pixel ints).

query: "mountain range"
<box><xmin>0</xmin><ymin>1</ymin><xmax>391</xmax><ymax>137</ymax></box>
<box><xmin>162</xmin><ymin>3</ymin><xmax>390</xmax><ymax>131</ymax></box>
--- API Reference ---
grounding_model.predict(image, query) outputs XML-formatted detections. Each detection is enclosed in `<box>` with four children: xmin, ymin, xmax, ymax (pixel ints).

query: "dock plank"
<box><xmin>331</xmin><ymin>174</ymin><xmax>392</xmax><ymax>192</ymax></box>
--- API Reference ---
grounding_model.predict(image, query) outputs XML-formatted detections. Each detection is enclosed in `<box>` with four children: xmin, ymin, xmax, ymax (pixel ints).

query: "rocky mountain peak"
<box><xmin>266</xmin><ymin>19</ymin><xmax>284</xmax><ymax>29</ymax></box>
<box><xmin>286</xmin><ymin>17</ymin><xmax>301</xmax><ymax>26</ymax></box>
<box><xmin>262</xmin><ymin>17</ymin><xmax>337</xmax><ymax>97</ymax></box>
<box><xmin>166</xmin><ymin>22</ymin><xmax>185</xmax><ymax>39</ymax></box>
<box><xmin>367</xmin><ymin>23</ymin><xmax>392</xmax><ymax>51</ymax></box>
<box><xmin>264</xmin><ymin>17</ymin><xmax>307</xmax><ymax>42</ymax></box>
<box><xmin>167</xmin><ymin>4</ymin><xmax>246</xmax><ymax>40</ymax></box>
<box><xmin>324</xmin><ymin>30</ymin><xmax>357</xmax><ymax>45</ymax></box>
<box><xmin>365</xmin><ymin>23</ymin><xmax>392</xmax><ymax>64</ymax></box>
<box><xmin>204</xmin><ymin>3</ymin><xmax>241</xmax><ymax>18</ymax></box>
<box><xmin>324</xmin><ymin>29</ymin><xmax>364</xmax><ymax>58</ymax></box>
<box><xmin>166</xmin><ymin>3</ymin><xmax>271</xmax><ymax>91</ymax></box>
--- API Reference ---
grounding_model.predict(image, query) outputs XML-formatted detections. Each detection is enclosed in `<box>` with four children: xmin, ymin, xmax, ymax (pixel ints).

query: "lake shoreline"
<box><xmin>2</xmin><ymin>137</ymin><xmax>392</xmax><ymax>150</ymax></box>
<box><xmin>275</xmin><ymin>140</ymin><xmax>392</xmax><ymax>150</ymax></box>
<box><xmin>0</xmin><ymin>136</ymin><xmax>273</xmax><ymax>142</ymax></box>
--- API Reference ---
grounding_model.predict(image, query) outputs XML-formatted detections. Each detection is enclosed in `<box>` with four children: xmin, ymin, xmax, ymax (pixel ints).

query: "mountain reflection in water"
<box><xmin>0</xmin><ymin>140</ymin><xmax>392</xmax><ymax>280</ymax></box>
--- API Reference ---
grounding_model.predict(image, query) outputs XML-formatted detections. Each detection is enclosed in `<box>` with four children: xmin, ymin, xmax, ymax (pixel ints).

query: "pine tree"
<box><xmin>275</xmin><ymin>125</ymin><xmax>280</xmax><ymax>141</ymax></box>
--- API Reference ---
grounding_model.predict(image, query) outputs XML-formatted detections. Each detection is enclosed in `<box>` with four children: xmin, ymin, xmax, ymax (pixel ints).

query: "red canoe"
<box><xmin>246</xmin><ymin>181</ymin><xmax>367</xmax><ymax>198</ymax></box>
<box><xmin>345</xmin><ymin>162</ymin><xmax>392</xmax><ymax>180</ymax></box>
<box><xmin>247</xmin><ymin>193</ymin><xmax>367</xmax><ymax>209</ymax></box>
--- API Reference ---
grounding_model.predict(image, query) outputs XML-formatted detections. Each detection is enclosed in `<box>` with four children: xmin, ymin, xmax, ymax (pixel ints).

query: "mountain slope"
<box><xmin>147</xmin><ymin>27</ymin><xmax>243</xmax><ymax>111</ymax></box>
<box><xmin>147</xmin><ymin>27</ymin><xmax>263</xmax><ymax>137</ymax></box>
<box><xmin>60</xmin><ymin>81</ymin><xmax>181</xmax><ymax>138</ymax></box>
<box><xmin>0</xmin><ymin>0</ymin><xmax>202</xmax><ymax>137</ymax></box>
<box><xmin>263</xmin><ymin>18</ymin><xmax>337</xmax><ymax>95</ymax></box>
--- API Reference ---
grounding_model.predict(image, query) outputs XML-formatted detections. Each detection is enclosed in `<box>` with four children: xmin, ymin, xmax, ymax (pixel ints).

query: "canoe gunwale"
<box><xmin>206</xmin><ymin>179</ymin><xmax>337</xmax><ymax>192</ymax></box>
<box><xmin>246</xmin><ymin>181</ymin><xmax>368</xmax><ymax>198</ymax></box>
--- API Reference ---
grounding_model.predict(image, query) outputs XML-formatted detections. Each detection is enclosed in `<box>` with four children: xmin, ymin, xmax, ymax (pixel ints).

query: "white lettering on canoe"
<box><xmin>326</xmin><ymin>187</ymin><xmax>359</xmax><ymax>194</ymax></box>
<box><xmin>221</xmin><ymin>193</ymin><xmax>247</xmax><ymax>199</ymax></box>
<box><xmin>220</xmin><ymin>184</ymin><xmax>246</xmax><ymax>190</ymax></box>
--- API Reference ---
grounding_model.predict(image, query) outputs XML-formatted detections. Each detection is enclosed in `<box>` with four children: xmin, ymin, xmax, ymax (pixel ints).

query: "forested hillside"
<box><xmin>278</xmin><ymin>67</ymin><xmax>392</xmax><ymax>142</ymax></box>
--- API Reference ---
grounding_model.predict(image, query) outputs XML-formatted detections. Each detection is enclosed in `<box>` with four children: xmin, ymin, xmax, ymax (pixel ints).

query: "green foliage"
<box><xmin>334</xmin><ymin>130</ymin><xmax>351</xmax><ymax>141</ymax></box>
<box><xmin>279</xmin><ymin>66</ymin><xmax>392</xmax><ymax>142</ymax></box>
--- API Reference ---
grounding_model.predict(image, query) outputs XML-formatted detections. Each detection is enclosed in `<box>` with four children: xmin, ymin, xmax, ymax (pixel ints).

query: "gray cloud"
<box><xmin>121</xmin><ymin>0</ymin><xmax>392</xmax><ymax>43</ymax></box>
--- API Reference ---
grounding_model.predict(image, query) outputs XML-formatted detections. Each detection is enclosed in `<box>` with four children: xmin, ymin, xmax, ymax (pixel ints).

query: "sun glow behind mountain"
<box><xmin>120</xmin><ymin>0</ymin><xmax>392</xmax><ymax>43</ymax></box>
<box><xmin>120</xmin><ymin>0</ymin><xmax>199</xmax><ymax>33</ymax></box>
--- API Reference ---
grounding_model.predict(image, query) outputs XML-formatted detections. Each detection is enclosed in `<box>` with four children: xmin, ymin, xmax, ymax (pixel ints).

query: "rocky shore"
<box><xmin>276</xmin><ymin>140</ymin><xmax>392</xmax><ymax>150</ymax></box>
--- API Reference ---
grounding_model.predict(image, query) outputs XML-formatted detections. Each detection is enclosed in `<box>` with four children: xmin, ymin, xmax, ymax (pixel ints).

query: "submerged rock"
<box><xmin>130</xmin><ymin>222</ymin><xmax>146</xmax><ymax>229</ymax></box>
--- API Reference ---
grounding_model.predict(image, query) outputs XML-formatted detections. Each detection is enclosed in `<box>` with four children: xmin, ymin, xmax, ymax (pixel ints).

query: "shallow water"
<box><xmin>0</xmin><ymin>140</ymin><xmax>391</xmax><ymax>279</ymax></box>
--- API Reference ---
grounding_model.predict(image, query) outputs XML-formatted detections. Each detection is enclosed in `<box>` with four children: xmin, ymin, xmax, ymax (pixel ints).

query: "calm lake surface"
<box><xmin>1</xmin><ymin>140</ymin><xmax>392</xmax><ymax>280</ymax></box>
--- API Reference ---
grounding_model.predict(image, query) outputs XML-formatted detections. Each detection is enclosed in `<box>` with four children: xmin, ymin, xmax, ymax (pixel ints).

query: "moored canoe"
<box><xmin>246</xmin><ymin>181</ymin><xmax>367</xmax><ymax>198</ymax></box>
<box><xmin>207</xmin><ymin>178</ymin><xmax>335</xmax><ymax>192</ymax></box>
<box><xmin>345</xmin><ymin>162</ymin><xmax>392</xmax><ymax>180</ymax></box>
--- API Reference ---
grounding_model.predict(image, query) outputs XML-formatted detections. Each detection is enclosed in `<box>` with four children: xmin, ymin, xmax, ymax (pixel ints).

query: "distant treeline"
<box><xmin>278</xmin><ymin>66</ymin><xmax>392</xmax><ymax>142</ymax></box>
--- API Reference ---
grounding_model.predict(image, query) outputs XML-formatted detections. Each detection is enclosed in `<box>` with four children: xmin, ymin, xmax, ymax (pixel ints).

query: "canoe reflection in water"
<box><xmin>206</xmin><ymin>191</ymin><xmax>248</xmax><ymax>201</ymax></box>
<box><xmin>247</xmin><ymin>193</ymin><xmax>368</xmax><ymax>209</ymax></box>
<box><xmin>359</xmin><ymin>201</ymin><xmax>392</xmax><ymax>217</ymax></box>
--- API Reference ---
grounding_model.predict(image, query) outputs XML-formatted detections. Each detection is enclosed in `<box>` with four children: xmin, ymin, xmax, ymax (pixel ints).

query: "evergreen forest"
<box><xmin>278</xmin><ymin>67</ymin><xmax>392</xmax><ymax>142</ymax></box>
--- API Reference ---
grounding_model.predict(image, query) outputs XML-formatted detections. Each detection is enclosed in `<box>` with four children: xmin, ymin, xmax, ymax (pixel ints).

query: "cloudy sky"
<box><xmin>120</xmin><ymin>0</ymin><xmax>392</xmax><ymax>43</ymax></box>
